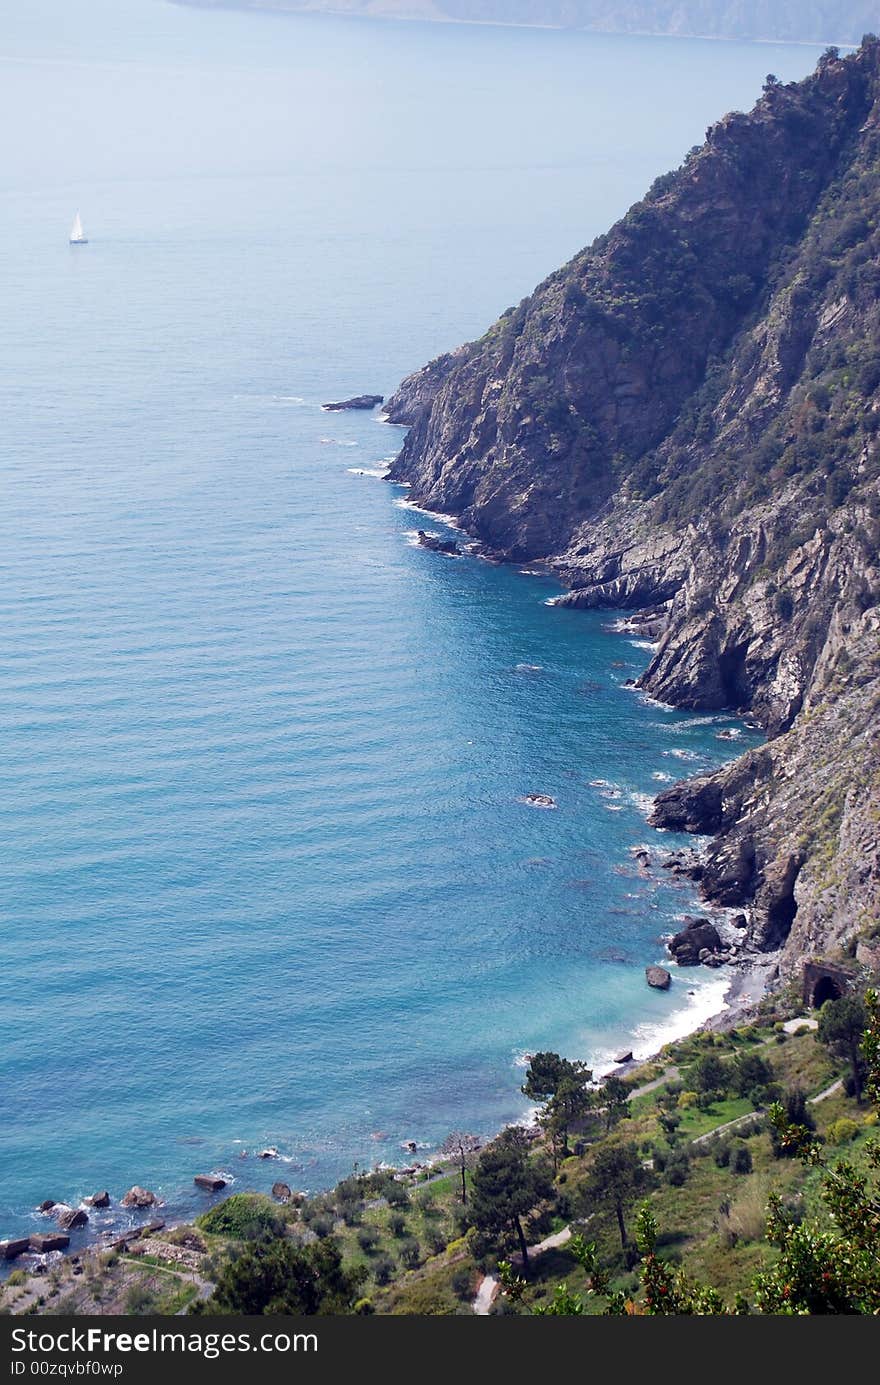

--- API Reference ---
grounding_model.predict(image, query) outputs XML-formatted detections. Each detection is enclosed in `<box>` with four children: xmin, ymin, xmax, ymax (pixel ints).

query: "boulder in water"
<box><xmin>57</xmin><ymin>1208</ymin><xmax>88</xmax><ymax>1231</ymax></box>
<box><xmin>322</xmin><ymin>394</ymin><xmax>384</xmax><ymax>412</ymax></box>
<box><xmin>120</xmin><ymin>1186</ymin><xmax>159</xmax><ymax>1209</ymax></box>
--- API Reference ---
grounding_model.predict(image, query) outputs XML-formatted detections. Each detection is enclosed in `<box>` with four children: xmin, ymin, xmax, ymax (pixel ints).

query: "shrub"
<box><xmin>357</xmin><ymin>1226</ymin><xmax>380</xmax><ymax>1254</ymax></box>
<box><xmin>388</xmin><ymin>1213</ymin><xmax>407</xmax><ymax>1239</ymax></box>
<box><xmin>310</xmin><ymin>1215</ymin><xmax>335</xmax><ymax>1239</ymax></box>
<box><xmin>452</xmin><ymin>1265</ymin><xmax>474</xmax><ymax>1299</ymax></box>
<box><xmin>124</xmin><ymin>1282</ymin><xmax>156</xmax><ymax>1314</ymax></box>
<box><xmin>827</xmin><ymin>1117</ymin><xmax>860</xmax><ymax>1145</ymax></box>
<box><xmin>770</xmin><ymin>1088</ymin><xmax>814</xmax><ymax>1157</ymax></box>
<box><xmin>385</xmin><ymin>1183</ymin><xmax>411</xmax><ymax>1210</ymax></box>
<box><xmin>665</xmin><ymin>1150</ymin><xmax>691</xmax><ymax>1187</ymax></box>
<box><xmin>196</xmin><ymin>1193</ymin><xmax>284</xmax><ymax>1241</ymax></box>
<box><xmin>732</xmin><ymin>1144</ymin><xmax>753</xmax><ymax>1175</ymax></box>
<box><xmin>677</xmin><ymin>1091</ymin><xmax>699</xmax><ymax>1109</ymax></box>
<box><xmin>693</xmin><ymin>1053</ymin><xmax>728</xmax><ymax>1093</ymax></box>
<box><xmin>713</xmin><ymin>1141</ymin><xmax>731</xmax><ymax>1168</ymax></box>
<box><xmin>372</xmin><ymin>1254</ymin><xmax>395</xmax><ymax>1286</ymax></box>
<box><xmin>732</xmin><ymin>1052</ymin><xmax>773</xmax><ymax>1097</ymax></box>
<box><xmin>399</xmin><ymin>1239</ymin><xmax>422</xmax><ymax>1269</ymax></box>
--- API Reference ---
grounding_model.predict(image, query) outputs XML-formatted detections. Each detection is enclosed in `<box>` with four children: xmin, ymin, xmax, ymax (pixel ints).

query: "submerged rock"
<box><xmin>519</xmin><ymin>793</ymin><xmax>557</xmax><ymax>809</ymax></box>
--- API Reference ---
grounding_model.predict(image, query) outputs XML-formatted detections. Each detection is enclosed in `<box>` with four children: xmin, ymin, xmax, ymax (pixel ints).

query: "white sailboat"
<box><xmin>69</xmin><ymin>212</ymin><xmax>88</xmax><ymax>245</ymax></box>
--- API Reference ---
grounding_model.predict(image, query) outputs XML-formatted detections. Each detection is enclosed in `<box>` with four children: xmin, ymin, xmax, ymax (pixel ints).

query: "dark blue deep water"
<box><xmin>0</xmin><ymin>0</ymin><xmax>813</xmax><ymax>1240</ymax></box>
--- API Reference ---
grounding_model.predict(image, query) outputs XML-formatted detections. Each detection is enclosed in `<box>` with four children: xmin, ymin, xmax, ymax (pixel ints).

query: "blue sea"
<box><xmin>0</xmin><ymin>0</ymin><xmax>814</xmax><ymax>1243</ymax></box>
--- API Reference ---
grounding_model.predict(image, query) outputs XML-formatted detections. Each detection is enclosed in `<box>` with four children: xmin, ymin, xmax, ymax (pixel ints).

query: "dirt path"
<box><xmin>629</xmin><ymin>1066</ymin><xmax>680</xmax><ymax>1100</ymax></box>
<box><xmin>808</xmin><ymin>1078</ymin><xmax>843</xmax><ymax>1105</ymax></box>
<box><xmin>473</xmin><ymin>1273</ymin><xmax>499</xmax><ymax>1315</ymax></box>
<box><xmin>472</xmin><ymin>1225</ymin><xmax>576</xmax><ymax>1313</ymax></box>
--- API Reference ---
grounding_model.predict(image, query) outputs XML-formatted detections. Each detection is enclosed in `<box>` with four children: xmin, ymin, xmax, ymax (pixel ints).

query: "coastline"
<box><xmin>171</xmin><ymin>2</ymin><xmax>856</xmax><ymax>50</ymax></box>
<box><xmin>2</xmin><ymin>459</ymin><xmax>772</xmax><ymax>1275</ymax></box>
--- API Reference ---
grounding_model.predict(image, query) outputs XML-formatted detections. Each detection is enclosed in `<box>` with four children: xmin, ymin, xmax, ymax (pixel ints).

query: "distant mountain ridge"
<box><xmin>176</xmin><ymin>1</ymin><xmax>879</xmax><ymax>47</ymax></box>
<box><xmin>387</xmin><ymin>41</ymin><xmax>880</xmax><ymax>994</ymax></box>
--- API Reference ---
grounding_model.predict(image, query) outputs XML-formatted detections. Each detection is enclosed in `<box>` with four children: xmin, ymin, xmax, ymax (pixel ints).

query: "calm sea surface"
<box><xmin>0</xmin><ymin>0</ymin><xmax>812</xmax><ymax>1239</ymax></box>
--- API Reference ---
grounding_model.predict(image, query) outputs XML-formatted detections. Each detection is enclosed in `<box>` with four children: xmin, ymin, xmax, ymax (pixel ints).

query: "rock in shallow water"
<box><xmin>120</xmin><ymin>1186</ymin><xmax>159</xmax><ymax>1208</ymax></box>
<box><xmin>322</xmin><ymin>394</ymin><xmax>384</xmax><ymax>411</ymax></box>
<box><xmin>646</xmin><ymin>965</ymin><xmax>672</xmax><ymax>990</ymax></box>
<box><xmin>29</xmin><ymin>1233</ymin><xmax>69</xmax><ymax>1253</ymax></box>
<box><xmin>57</xmin><ymin>1208</ymin><xmax>88</xmax><ymax>1231</ymax></box>
<box><xmin>668</xmin><ymin>917</ymin><xmax>723</xmax><ymax>966</ymax></box>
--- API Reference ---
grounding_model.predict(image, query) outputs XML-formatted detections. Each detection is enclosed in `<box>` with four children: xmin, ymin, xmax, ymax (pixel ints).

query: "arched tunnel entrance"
<box><xmin>803</xmin><ymin>961</ymin><xmax>849</xmax><ymax>1010</ymax></box>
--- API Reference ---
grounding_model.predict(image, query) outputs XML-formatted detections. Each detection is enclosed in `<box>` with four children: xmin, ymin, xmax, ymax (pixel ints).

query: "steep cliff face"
<box><xmin>388</xmin><ymin>43</ymin><xmax>880</xmax><ymax>979</ymax></box>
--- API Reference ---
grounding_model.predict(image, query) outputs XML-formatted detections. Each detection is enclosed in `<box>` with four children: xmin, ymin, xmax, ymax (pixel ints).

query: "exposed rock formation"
<box><xmin>388</xmin><ymin>43</ymin><xmax>880</xmax><ymax>992</ymax></box>
<box><xmin>56</xmin><ymin>1208</ymin><xmax>89</xmax><ymax>1231</ymax></box>
<box><xmin>1</xmin><ymin>1238</ymin><xmax>30</xmax><ymax>1261</ymax></box>
<box><xmin>646</xmin><ymin>965</ymin><xmax>672</xmax><ymax>990</ymax></box>
<box><xmin>416</xmin><ymin>529</ymin><xmax>459</xmax><ymax>554</ymax></box>
<box><xmin>322</xmin><ymin>394</ymin><xmax>384</xmax><ymax>411</ymax></box>
<box><xmin>120</xmin><ymin>1186</ymin><xmax>159</xmax><ymax>1209</ymax></box>
<box><xmin>29</xmin><ymin>1233</ymin><xmax>70</xmax><ymax>1253</ymax></box>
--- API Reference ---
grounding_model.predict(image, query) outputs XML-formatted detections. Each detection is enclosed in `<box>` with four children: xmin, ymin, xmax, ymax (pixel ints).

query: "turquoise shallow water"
<box><xmin>0</xmin><ymin>1</ymin><xmax>810</xmax><ymax>1242</ymax></box>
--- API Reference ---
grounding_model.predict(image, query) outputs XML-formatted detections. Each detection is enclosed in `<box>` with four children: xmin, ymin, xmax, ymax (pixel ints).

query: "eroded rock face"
<box><xmin>387</xmin><ymin>43</ymin><xmax>880</xmax><ymax>986</ymax></box>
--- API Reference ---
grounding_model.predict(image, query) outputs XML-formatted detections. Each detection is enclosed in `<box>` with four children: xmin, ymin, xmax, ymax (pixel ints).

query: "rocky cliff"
<box><xmin>388</xmin><ymin>43</ymin><xmax>880</xmax><ymax>987</ymax></box>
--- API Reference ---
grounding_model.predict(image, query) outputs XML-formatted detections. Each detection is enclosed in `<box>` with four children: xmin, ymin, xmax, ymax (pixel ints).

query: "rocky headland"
<box><xmin>386</xmin><ymin>41</ymin><xmax>880</xmax><ymax>1006</ymax></box>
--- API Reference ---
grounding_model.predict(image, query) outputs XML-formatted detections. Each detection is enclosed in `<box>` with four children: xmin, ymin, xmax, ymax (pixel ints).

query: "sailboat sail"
<box><xmin>69</xmin><ymin>213</ymin><xmax>87</xmax><ymax>244</ymax></box>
